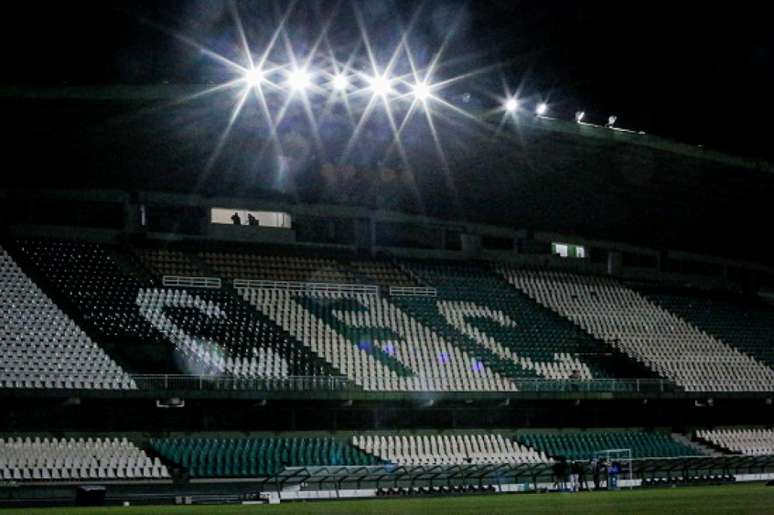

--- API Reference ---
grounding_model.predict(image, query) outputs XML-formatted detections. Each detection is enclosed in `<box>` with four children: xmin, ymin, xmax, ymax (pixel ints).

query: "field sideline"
<box><xmin>4</xmin><ymin>483</ymin><xmax>774</xmax><ymax>515</ymax></box>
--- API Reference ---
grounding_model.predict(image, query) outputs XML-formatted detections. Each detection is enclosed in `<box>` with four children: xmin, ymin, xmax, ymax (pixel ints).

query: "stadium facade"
<box><xmin>2</xmin><ymin>87</ymin><xmax>774</xmax><ymax>507</ymax></box>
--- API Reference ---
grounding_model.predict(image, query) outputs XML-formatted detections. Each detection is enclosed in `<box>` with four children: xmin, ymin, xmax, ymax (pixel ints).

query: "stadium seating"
<box><xmin>645</xmin><ymin>290</ymin><xmax>774</xmax><ymax>370</ymax></box>
<box><xmin>199</xmin><ymin>247</ymin><xmax>418</xmax><ymax>289</ymax></box>
<box><xmin>352</xmin><ymin>433</ymin><xmax>549</xmax><ymax>465</ymax></box>
<box><xmin>0</xmin><ymin>436</ymin><xmax>169</xmax><ymax>481</ymax></box>
<box><xmin>0</xmin><ymin>245</ymin><xmax>134</xmax><ymax>390</ymax></box>
<box><xmin>517</xmin><ymin>431</ymin><xmax>700</xmax><ymax>460</ymax></box>
<box><xmin>136</xmin><ymin>248</ymin><xmax>203</xmax><ymax>277</ymax></box>
<box><xmin>16</xmin><ymin>239</ymin><xmax>336</xmax><ymax>378</ymax></box>
<box><xmin>12</xmin><ymin>238</ymin><xmax>774</xmax><ymax>395</ymax></box>
<box><xmin>498</xmin><ymin>268</ymin><xmax>774</xmax><ymax>392</ymax></box>
<box><xmin>151</xmin><ymin>437</ymin><xmax>380</xmax><ymax>477</ymax></box>
<box><xmin>200</xmin><ymin>249</ymin><xmax>357</xmax><ymax>284</ymax></box>
<box><xmin>240</xmin><ymin>287</ymin><xmax>517</xmax><ymax>391</ymax></box>
<box><xmin>394</xmin><ymin>261</ymin><xmax>646</xmax><ymax>382</ymax></box>
<box><xmin>696</xmin><ymin>428</ymin><xmax>774</xmax><ymax>456</ymax></box>
<box><xmin>349</xmin><ymin>259</ymin><xmax>417</xmax><ymax>288</ymax></box>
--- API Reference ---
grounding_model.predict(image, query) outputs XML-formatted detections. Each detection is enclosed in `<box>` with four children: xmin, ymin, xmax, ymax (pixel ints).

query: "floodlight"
<box><xmin>504</xmin><ymin>98</ymin><xmax>518</xmax><ymax>112</ymax></box>
<box><xmin>288</xmin><ymin>69</ymin><xmax>311</xmax><ymax>91</ymax></box>
<box><xmin>536</xmin><ymin>102</ymin><xmax>548</xmax><ymax>116</ymax></box>
<box><xmin>575</xmin><ymin>110</ymin><xmax>585</xmax><ymax>122</ymax></box>
<box><xmin>607</xmin><ymin>115</ymin><xmax>617</xmax><ymax>128</ymax></box>
<box><xmin>332</xmin><ymin>74</ymin><xmax>349</xmax><ymax>91</ymax></box>
<box><xmin>244</xmin><ymin>67</ymin><xmax>264</xmax><ymax>87</ymax></box>
<box><xmin>412</xmin><ymin>81</ymin><xmax>431</xmax><ymax>101</ymax></box>
<box><xmin>369</xmin><ymin>74</ymin><xmax>393</xmax><ymax>96</ymax></box>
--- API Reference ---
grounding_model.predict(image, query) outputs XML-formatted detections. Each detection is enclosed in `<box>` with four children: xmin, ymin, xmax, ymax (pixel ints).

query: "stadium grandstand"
<box><xmin>2</xmin><ymin>1</ymin><xmax>774</xmax><ymax>513</ymax></box>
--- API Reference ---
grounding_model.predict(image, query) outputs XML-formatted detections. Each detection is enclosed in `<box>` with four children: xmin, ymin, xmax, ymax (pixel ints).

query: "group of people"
<box><xmin>230</xmin><ymin>212</ymin><xmax>260</xmax><ymax>226</ymax></box>
<box><xmin>552</xmin><ymin>457</ymin><xmax>618</xmax><ymax>492</ymax></box>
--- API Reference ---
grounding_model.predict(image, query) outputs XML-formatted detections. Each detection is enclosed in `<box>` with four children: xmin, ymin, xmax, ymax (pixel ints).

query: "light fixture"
<box><xmin>504</xmin><ymin>98</ymin><xmax>518</xmax><ymax>112</ymax></box>
<box><xmin>412</xmin><ymin>82</ymin><xmax>431</xmax><ymax>102</ymax></box>
<box><xmin>536</xmin><ymin>102</ymin><xmax>548</xmax><ymax>116</ymax></box>
<box><xmin>288</xmin><ymin>69</ymin><xmax>311</xmax><ymax>91</ymax></box>
<box><xmin>575</xmin><ymin>110</ymin><xmax>585</xmax><ymax>122</ymax></box>
<box><xmin>332</xmin><ymin>74</ymin><xmax>349</xmax><ymax>91</ymax></box>
<box><xmin>369</xmin><ymin>74</ymin><xmax>393</xmax><ymax>96</ymax></box>
<box><xmin>244</xmin><ymin>67</ymin><xmax>264</xmax><ymax>87</ymax></box>
<box><xmin>606</xmin><ymin>115</ymin><xmax>617</xmax><ymax>128</ymax></box>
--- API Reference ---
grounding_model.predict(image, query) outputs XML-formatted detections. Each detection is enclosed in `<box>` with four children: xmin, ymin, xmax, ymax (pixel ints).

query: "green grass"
<box><xmin>4</xmin><ymin>484</ymin><xmax>774</xmax><ymax>515</ymax></box>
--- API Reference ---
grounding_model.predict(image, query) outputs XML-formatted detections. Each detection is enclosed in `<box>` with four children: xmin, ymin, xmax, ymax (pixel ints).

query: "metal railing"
<box><xmin>162</xmin><ymin>276</ymin><xmax>222</xmax><ymax>289</ymax></box>
<box><xmin>122</xmin><ymin>376</ymin><xmax>678</xmax><ymax>394</ymax></box>
<box><xmin>131</xmin><ymin>374</ymin><xmax>355</xmax><ymax>392</ymax></box>
<box><xmin>234</xmin><ymin>279</ymin><xmax>378</xmax><ymax>295</ymax></box>
<box><xmin>388</xmin><ymin>286</ymin><xmax>438</xmax><ymax>297</ymax></box>
<box><xmin>8</xmin><ymin>375</ymin><xmax>770</xmax><ymax>394</ymax></box>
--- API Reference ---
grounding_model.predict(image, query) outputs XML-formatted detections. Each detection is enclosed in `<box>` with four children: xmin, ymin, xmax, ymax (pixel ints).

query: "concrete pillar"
<box><xmin>607</xmin><ymin>250</ymin><xmax>622</xmax><ymax>276</ymax></box>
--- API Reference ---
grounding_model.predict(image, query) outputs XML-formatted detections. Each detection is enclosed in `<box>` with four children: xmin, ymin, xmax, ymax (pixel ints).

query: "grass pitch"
<box><xmin>4</xmin><ymin>483</ymin><xmax>774</xmax><ymax>515</ymax></box>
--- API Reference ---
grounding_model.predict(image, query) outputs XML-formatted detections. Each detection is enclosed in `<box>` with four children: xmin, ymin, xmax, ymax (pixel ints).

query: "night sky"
<box><xmin>1</xmin><ymin>1</ymin><xmax>773</xmax><ymax>159</ymax></box>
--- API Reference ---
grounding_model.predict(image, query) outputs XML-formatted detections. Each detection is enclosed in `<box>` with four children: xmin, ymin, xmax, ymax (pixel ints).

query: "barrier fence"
<box><xmin>124</xmin><ymin>376</ymin><xmax>678</xmax><ymax>394</ymax></box>
<box><xmin>162</xmin><ymin>276</ymin><xmax>222</xmax><ymax>289</ymax></box>
<box><xmin>234</xmin><ymin>279</ymin><xmax>378</xmax><ymax>295</ymax></box>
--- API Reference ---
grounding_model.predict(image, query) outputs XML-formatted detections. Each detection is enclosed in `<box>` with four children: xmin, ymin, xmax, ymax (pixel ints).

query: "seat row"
<box><xmin>352</xmin><ymin>433</ymin><xmax>549</xmax><ymax>465</ymax></box>
<box><xmin>0</xmin><ymin>245</ymin><xmax>134</xmax><ymax>390</ymax></box>
<box><xmin>499</xmin><ymin>267</ymin><xmax>774</xmax><ymax>392</ymax></box>
<box><xmin>0</xmin><ymin>436</ymin><xmax>169</xmax><ymax>481</ymax></box>
<box><xmin>647</xmin><ymin>291</ymin><xmax>774</xmax><ymax>370</ymax></box>
<box><xmin>517</xmin><ymin>431</ymin><xmax>700</xmax><ymax>460</ymax></box>
<box><xmin>239</xmin><ymin>287</ymin><xmax>516</xmax><ymax>391</ymax></box>
<box><xmin>696</xmin><ymin>428</ymin><xmax>774</xmax><ymax>456</ymax></box>
<box><xmin>151</xmin><ymin>437</ymin><xmax>379</xmax><ymax>477</ymax></box>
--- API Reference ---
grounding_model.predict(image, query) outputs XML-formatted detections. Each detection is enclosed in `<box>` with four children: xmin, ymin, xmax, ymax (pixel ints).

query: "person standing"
<box><xmin>578</xmin><ymin>460</ymin><xmax>589</xmax><ymax>491</ymax></box>
<box><xmin>591</xmin><ymin>458</ymin><xmax>601</xmax><ymax>490</ymax></box>
<box><xmin>570</xmin><ymin>460</ymin><xmax>584</xmax><ymax>492</ymax></box>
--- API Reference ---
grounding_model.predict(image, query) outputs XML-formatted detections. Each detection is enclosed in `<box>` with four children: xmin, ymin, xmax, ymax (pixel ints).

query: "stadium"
<box><xmin>2</xmin><ymin>1</ymin><xmax>774</xmax><ymax>513</ymax></box>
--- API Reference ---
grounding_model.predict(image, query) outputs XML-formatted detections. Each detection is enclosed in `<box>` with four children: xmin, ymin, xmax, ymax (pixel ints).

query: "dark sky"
<box><xmin>1</xmin><ymin>1</ymin><xmax>773</xmax><ymax>158</ymax></box>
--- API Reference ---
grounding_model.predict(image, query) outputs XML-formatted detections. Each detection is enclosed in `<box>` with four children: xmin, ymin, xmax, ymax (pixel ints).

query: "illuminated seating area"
<box><xmin>8</xmin><ymin>238</ymin><xmax>774</xmax><ymax>394</ymax></box>
<box><xmin>0</xmin><ymin>245</ymin><xmax>133</xmax><ymax>390</ymax></box>
<box><xmin>352</xmin><ymin>433</ymin><xmax>549</xmax><ymax>465</ymax></box>
<box><xmin>517</xmin><ymin>431</ymin><xmax>700</xmax><ymax>460</ymax></box>
<box><xmin>645</xmin><ymin>291</ymin><xmax>774</xmax><ymax>370</ymax></box>
<box><xmin>15</xmin><ymin>239</ymin><xmax>335</xmax><ymax>378</ymax></box>
<box><xmin>499</xmin><ymin>267</ymin><xmax>774</xmax><ymax>392</ymax></box>
<box><xmin>151</xmin><ymin>437</ymin><xmax>380</xmax><ymax>477</ymax></box>
<box><xmin>394</xmin><ymin>261</ymin><xmax>644</xmax><ymax>382</ymax></box>
<box><xmin>696</xmin><ymin>428</ymin><xmax>774</xmax><ymax>456</ymax></box>
<box><xmin>0</xmin><ymin>437</ymin><xmax>169</xmax><ymax>481</ymax></box>
<box><xmin>239</xmin><ymin>288</ymin><xmax>514</xmax><ymax>391</ymax></box>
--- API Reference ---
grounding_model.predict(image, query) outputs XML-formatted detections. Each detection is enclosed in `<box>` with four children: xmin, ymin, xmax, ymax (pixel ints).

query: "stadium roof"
<box><xmin>2</xmin><ymin>84</ymin><xmax>774</xmax><ymax>265</ymax></box>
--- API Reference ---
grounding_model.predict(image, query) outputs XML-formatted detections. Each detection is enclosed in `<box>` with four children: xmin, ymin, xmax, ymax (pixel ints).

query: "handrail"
<box><xmin>8</xmin><ymin>374</ymin><xmax>771</xmax><ymax>394</ymax></box>
<box><xmin>388</xmin><ymin>286</ymin><xmax>438</xmax><ymax>297</ymax></box>
<box><xmin>130</xmin><ymin>376</ymin><xmax>677</xmax><ymax>393</ymax></box>
<box><xmin>234</xmin><ymin>279</ymin><xmax>378</xmax><ymax>295</ymax></box>
<box><xmin>130</xmin><ymin>374</ymin><xmax>355</xmax><ymax>392</ymax></box>
<box><xmin>162</xmin><ymin>276</ymin><xmax>222</xmax><ymax>289</ymax></box>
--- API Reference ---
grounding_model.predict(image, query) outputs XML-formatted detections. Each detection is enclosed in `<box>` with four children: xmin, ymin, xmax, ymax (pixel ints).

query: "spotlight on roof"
<box><xmin>368</xmin><ymin>74</ymin><xmax>393</xmax><ymax>97</ymax></box>
<box><xmin>244</xmin><ymin>67</ymin><xmax>264</xmax><ymax>87</ymax></box>
<box><xmin>575</xmin><ymin>110</ymin><xmax>585</xmax><ymax>123</ymax></box>
<box><xmin>332</xmin><ymin>74</ymin><xmax>349</xmax><ymax>91</ymax></box>
<box><xmin>606</xmin><ymin>115</ymin><xmax>617</xmax><ymax>128</ymax></box>
<box><xmin>536</xmin><ymin>102</ymin><xmax>548</xmax><ymax>116</ymax></box>
<box><xmin>288</xmin><ymin>69</ymin><xmax>311</xmax><ymax>91</ymax></box>
<box><xmin>504</xmin><ymin>98</ymin><xmax>519</xmax><ymax>112</ymax></box>
<box><xmin>412</xmin><ymin>81</ymin><xmax>431</xmax><ymax>102</ymax></box>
